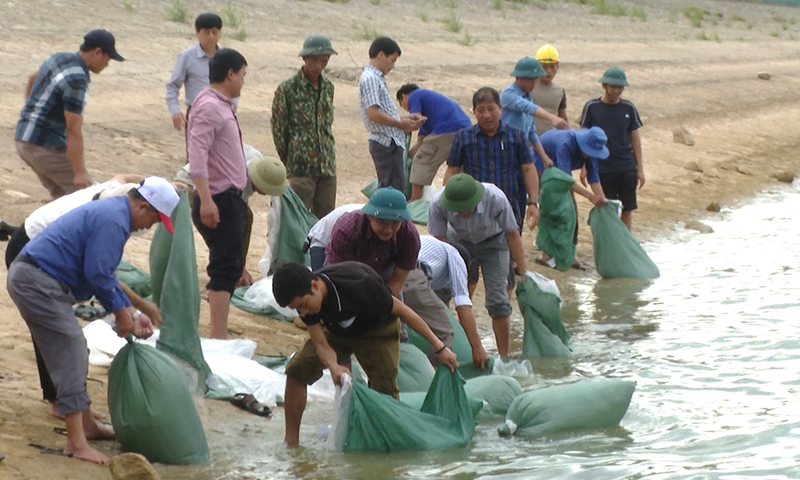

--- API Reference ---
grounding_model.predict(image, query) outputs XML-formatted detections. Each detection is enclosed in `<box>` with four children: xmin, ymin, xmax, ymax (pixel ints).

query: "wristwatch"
<box><xmin>527</xmin><ymin>201</ymin><xmax>538</xmax><ymax>208</ymax></box>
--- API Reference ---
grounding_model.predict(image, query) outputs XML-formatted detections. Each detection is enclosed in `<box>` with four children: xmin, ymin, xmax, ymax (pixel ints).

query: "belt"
<box><xmin>16</xmin><ymin>254</ymin><xmax>40</xmax><ymax>268</ymax></box>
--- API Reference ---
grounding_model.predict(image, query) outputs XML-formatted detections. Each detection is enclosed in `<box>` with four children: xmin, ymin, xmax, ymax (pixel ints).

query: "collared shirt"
<box><xmin>307</xmin><ymin>203</ymin><xmax>364</xmax><ymax>249</ymax></box>
<box><xmin>418</xmin><ymin>235</ymin><xmax>472</xmax><ymax>308</ymax></box>
<box><xmin>21</xmin><ymin>196</ymin><xmax>132</xmax><ymax>313</ymax></box>
<box><xmin>165</xmin><ymin>43</ymin><xmax>216</xmax><ymax>116</ymax></box>
<box><xmin>358</xmin><ymin>64</ymin><xmax>405</xmax><ymax>148</ymax></box>
<box><xmin>499</xmin><ymin>81</ymin><xmax>540</xmax><ymax>146</ymax></box>
<box><xmin>15</xmin><ymin>52</ymin><xmax>90</xmax><ymax>149</ymax></box>
<box><xmin>580</xmin><ymin>97</ymin><xmax>643</xmax><ymax>173</ymax></box>
<box><xmin>447</xmin><ymin>122</ymin><xmax>534</xmax><ymax>223</ymax></box>
<box><xmin>531</xmin><ymin>81</ymin><xmax>567</xmax><ymax>136</ymax></box>
<box><xmin>187</xmin><ymin>87</ymin><xmax>248</xmax><ymax>194</ymax></box>
<box><xmin>536</xmin><ymin>129</ymin><xmax>600</xmax><ymax>184</ymax></box>
<box><xmin>300</xmin><ymin>262</ymin><xmax>395</xmax><ymax>338</ymax></box>
<box><xmin>271</xmin><ymin>68</ymin><xmax>336</xmax><ymax>177</ymax></box>
<box><xmin>326</xmin><ymin>210</ymin><xmax>420</xmax><ymax>277</ymax></box>
<box><xmin>407</xmin><ymin>89</ymin><xmax>472</xmax><ymax>136</ymax></box>
<box><xmin>24</xmin><ymin>180</ymin><xmax>122</xmax><ymax>239</ymax></box>
<box><xmin>428</xmin><ymin>183</ymin><xmax>518</xmax><ymax>244</ymax></box>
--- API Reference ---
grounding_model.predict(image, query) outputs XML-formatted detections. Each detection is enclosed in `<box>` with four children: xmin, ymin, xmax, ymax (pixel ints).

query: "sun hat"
<box><xmin>440</xmin><ymin>174</ymin><xmax>485</xmax><ymax>213</ymax></box>
<box><xmin>137</xmin><ymin>177</ymin><xmax>180</xmax><ymax>233</ymax></box>
<box><xmin>83</xmin><ymin>29</ymin><xmax>124</xmax><ymax>61</ymax></box>
<box><xmin>510</xmin><ymin>57</ymin><xmax>545</xmax><ymax>78</ymax></box>
<box><xmin>598</xmin><ymin>66</ymin><xmax>629</xmax><ymax>86</ymax></box>
<box><xmin>249</xmin><ymin>156</ymin><xmax>289</xmax><ymax>196</ymax></box>
<box><xmin>575</xmin><ymin>127</ymin><xmax>610</xmax><ymax>160</ymax></box>
<box><xmin>362</xmin><ymin>187</ymin><xmax>411</xmax><ymax>221</ymax></box>
<box><xmin>298</xmin><ymin>34</ymin><xmax>338</xmax><ymax>57</ymax></box>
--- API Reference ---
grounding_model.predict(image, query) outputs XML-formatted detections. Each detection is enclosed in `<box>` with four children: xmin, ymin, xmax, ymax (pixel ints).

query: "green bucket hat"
<box><xmin>362</xmin><ymin>187</ymin><xmax>411</xmax><ymax>221</ymax></box>
<box><xmin>298</xmin><ymin>34</ymin><xmax>338</xmax><ymax>57</ymax></box>
<box><xmin>510</xmin><ymin>56</ymin><xmax>545</xmax><ymax>78</ymax></box>
<box><xmin>440</xmin><ymin>174</ymin><xmax>485</xmax><ymax>213</ymax></box>
<box><xmin>598</xmin><ymin>66</ymin><xmax>629</xmax><ymax>86</ymax></box>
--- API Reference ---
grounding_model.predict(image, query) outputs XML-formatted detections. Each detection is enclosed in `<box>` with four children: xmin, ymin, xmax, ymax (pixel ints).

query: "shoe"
<box><xmin>231</xmin><ymin>393</ymin><xmax>271</xmax><ymax>417</ymax></box>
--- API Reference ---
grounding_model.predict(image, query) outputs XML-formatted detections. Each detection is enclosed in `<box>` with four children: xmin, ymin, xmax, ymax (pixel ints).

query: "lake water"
<box><xmin>166</xmin><ymin>181</ymin><xmax>800</xmax><ymax>480</ymax></box>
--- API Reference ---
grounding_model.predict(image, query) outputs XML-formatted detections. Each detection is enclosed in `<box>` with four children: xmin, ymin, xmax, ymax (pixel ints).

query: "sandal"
<box><xmin>231</xmin><ymin>393</ymin><xmax>271</xmax><ymax>417</ymax></box>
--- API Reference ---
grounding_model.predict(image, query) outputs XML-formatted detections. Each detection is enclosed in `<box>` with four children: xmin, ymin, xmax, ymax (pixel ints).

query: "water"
<box><xmin>165</xmin><ymin>183</ymin><xmax>800</xmax><ymax>480</ymax></box>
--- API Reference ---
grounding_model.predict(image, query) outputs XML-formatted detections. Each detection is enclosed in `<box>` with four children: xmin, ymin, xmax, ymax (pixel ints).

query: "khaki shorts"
<box><xmin>16</xmin><ymin>140</ymin><xmax>84</xmax><ymax>199</ymax></box>
<box><xmin>285</xmin><ymin>319</ymin><xmax>402</xmax><ymax>398</ymax></box>
<box><xmin>409</xmin><ymin>132</ymin><xmax>457</xmax><ymax>186</ymax></box>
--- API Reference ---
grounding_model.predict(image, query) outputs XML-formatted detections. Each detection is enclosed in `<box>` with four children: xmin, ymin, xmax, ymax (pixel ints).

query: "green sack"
<box><xmin>108</xmin><ymin>341</ymin><xmax>210</xmax><ymax>464</ymax></box>
<box><xmin>334</xmin><ymin>365</ymin><xmax>475</xmax><ymax>452</ymax></box>
<box><xmin>464</xmin><ymin>375</ymin><xmax>522</xmax><ymax>415</ymax></box>
<box><xmin>405</xmin><ymin>305</ymin><xmax>473</xmax><ymax>365</ymax></box>
<box><xmin>458</xmin><ymin>356</ymin><xmax>495</xmax><ymax>380</ymax></box>
<box><xmin>407</xmin><ymin>199</ymin><xmax>429</xmax><ymax>226</ymax></box>
<box><xmin>269</xmin><ymin>186</ymin><xmax>318</xmax><ymax>274</ymax></box>
<box><xmin>403</xmin><ymin>133</ymin><xmax>413</xmax><ymax>199</ymax></box>
<box><xmin>149</xmin><ymin>193</ymin><xmax>211</xmax><ymax>381</ymax></box>
<box><xmin>588</xmin><ymin>203</ymin><xmax>660</xmax><ymax>279</ymax></box>
<box><xmin>397</xmin><ymin>342</ymin><xmax>435</xmax><ymax>392</ymax></box>
<box><xmin>536</xmin><ymin>167</ymin><xmax>577</xmax><ymax>271</ymax></box>
<box><xmin>498</xmin><ymin>378</ymin><xmax>636</xmax><ymax>437</ymax></box>
<box><xmin>399</xmin><ymin>391</ymin><xmax>484</xmax><ymax>419</ymax></box>
<box><xmin>116</xmin><ymin>259</ymin><xmax>151</xmax><ymax>298</ymax></box>
<box><xmin>361</xmin><ymin>179</ymin><xmax>379</xmax><ymax>200</ymax></box>
<box><xmin>231</xmin><ymin>286</ymin><xmax>296</xmax><ymax>321</ymax></box>
<box><xmin>516</xmin><ymin>272</ymin><xmax>572</xmax><ymax>358</ymax></box>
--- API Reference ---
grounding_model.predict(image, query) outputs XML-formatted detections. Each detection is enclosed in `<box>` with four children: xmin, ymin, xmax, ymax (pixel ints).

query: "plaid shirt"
<box><xmin>271</xmin><ymin>68</ymin><xmax>336</xmax><ymax>178</ymax></box>
<box><xmin>447</xmin><ymin>122</ymin><xmax>534</xmax><ymax>223</ymax></box>
<box><xmin>358</xmin><ymin>64</ymin><xmax>405</xmax><ymax>148</ymax></box>
<box><xmin>15</xmin><ymin>52</ymin><xmax>90</xmax><ymax>149</ymax></box>
<box><xmin>326</xmin><ymin>210</ymin><xmax>420</xmax><ymax>277</ymax></box>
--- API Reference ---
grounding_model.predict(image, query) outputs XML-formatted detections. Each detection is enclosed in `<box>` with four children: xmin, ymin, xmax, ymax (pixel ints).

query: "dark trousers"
<box><xmin>368</xmin><ymin>139</ymin><xmax>405</xmax><ymax>192</ymax></box>
<box><xmin>192</xmin><ymin>189</ymin><xmax>248</xmax><ymax>294</ymax></box>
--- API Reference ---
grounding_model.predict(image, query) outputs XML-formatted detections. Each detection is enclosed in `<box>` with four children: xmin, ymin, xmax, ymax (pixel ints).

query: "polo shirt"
<box><xmin>300</xmin><ymin>262</ymin><xmax>395</xmax><ymax>337</ymax></box>
<box><xmin>499</xmin><ymin>81</ymin><xmax>540</xmax><ymax>146</ymax></box>
<box><xmin>536</xmin><ymin>129</ymin><xmax>600</xmax><ymax>184</ymax></box>
<box><xmin>579</xmin><ymin>98</ymin><xmax>643</xmax><ymax>173</ymax></box>
<box><xmin>428</xmin><ymin>183</ymin><xmax>519</xmax><ymax>244</ymax></box>
<box><xmin>358</xmin><ymin>64</ymin><xmax>405</xmax><ymax>148</ymax></box>
<box><xmin>15</xmin><ymin>52</ymin><xmax>90</xmax><ymax>149</ymax></box>
<box><xmin>407</xmin><ymin>89</ymin><xmax>472</xmax><ymax>136</ymax></box>
<box><xmin>21</xmin><ymin>196</ymin><xmax>133</xmax><ymax>313</ymax></box>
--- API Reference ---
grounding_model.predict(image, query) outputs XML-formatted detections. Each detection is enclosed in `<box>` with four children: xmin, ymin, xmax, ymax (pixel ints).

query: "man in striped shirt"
<box><xmin>15</xmin><ymin>29</ymin><xmax>124</xmax><ymax>199</ymax></box>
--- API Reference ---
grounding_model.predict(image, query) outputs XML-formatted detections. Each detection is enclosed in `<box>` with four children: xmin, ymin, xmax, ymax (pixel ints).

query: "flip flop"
<box><xmin>28</xmin><ymin>443</ymin><xmax>73</xmax><ymax>457</ymax></box>
<box><xmin>231</xmin><ymin>393</ymin><xmax>271</xmax><ymax>417</ymax></box>
<box><xmin>534</xmin><ymin>255</ymin><xmax>556</xmax><ymax>268</ymax></box>
<box><xmin>571</xmin><ymin>259</ymin><xmax>588</xmax><ymax>271</ymax></box>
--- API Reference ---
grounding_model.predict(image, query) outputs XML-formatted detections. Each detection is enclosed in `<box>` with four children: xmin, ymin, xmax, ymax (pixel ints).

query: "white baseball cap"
<box><xmin>137</xmin><ymin>176</ymin><xmax>180</xmax><ymax>233</ymax></box>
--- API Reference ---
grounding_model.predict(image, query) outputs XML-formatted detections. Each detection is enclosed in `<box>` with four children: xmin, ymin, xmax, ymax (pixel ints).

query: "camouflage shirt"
<box><xmin>271</xmin><ymin>68</ymin><xmax>336</xmax><ymax>178</ymax></box>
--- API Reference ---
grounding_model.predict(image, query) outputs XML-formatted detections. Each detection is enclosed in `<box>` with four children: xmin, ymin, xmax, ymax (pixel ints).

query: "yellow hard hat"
<box><xmin>535</xmin><ymin>44</ymin><xmax>560</xmax><ymax>64</ymax></box>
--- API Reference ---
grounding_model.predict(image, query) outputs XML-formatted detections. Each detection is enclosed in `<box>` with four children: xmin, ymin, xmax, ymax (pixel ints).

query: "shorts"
<box><xmin>16</xmin><ymin>140</ymin><xmax>85</xmax><ymax>199</ymax></box>
<box><xmin>192</xmin><ymin>189</ymin><xmax>248</xmax><ymax>294</ymax></box>
<box><xmin>409</xmin><ymin>132</ymin><xmax>456</xmax><ymax>186</ymax></box>
<box><xmin>285</xmin><ymin>319</ymin><xmax>402</xmax><ymax>398</ymax></box>
<box><xmin>599</xmin><ymin>169</ymin><xmax>638</xmax><ymax>211</ymax></box>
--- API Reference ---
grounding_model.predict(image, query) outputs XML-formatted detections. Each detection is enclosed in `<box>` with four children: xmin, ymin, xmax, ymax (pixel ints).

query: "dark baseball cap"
<box><xmin>83</xmin><ymin>29</ymin><xmax>124</xmax><ymax>61</ymax></box>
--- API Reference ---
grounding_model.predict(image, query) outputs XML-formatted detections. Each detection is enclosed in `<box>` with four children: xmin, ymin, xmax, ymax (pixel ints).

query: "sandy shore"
<box><xmin>1</xmin><ymin>0</ymin><xmax>799</xmax><ymax>477</ymax></box>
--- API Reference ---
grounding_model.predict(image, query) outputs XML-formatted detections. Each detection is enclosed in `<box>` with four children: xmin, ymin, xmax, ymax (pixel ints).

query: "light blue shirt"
<box><xmin>500</xmin><ymin>81</ymin><xmax>540</xmax><ymax>146</ymax></box>
<box><xmin>418</xmin><ymin>235</ymin><xmax>472</xmax><ymax>308</ymax></box>
<box><xmin>166</xmin><ymin>44</ymin><xmax>216</xmax><ymax>116</ymax></box>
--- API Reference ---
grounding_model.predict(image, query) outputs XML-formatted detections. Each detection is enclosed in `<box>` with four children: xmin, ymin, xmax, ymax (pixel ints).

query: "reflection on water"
<box><xmin>160</xmin><ymin>183</ymin><xmax>800</xmax><ymax>479</ymax></box>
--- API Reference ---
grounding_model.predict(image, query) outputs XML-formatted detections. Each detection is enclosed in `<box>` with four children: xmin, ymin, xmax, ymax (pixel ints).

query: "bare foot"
<box><xmin>64</xmin><ymin>442</ymin><xmax>110</xmax><ymax>465</ymax></box>
<box><xmin>84</xmin><ymin>421</ymin><xmax>116</xmax><ymax>441</ymax></box>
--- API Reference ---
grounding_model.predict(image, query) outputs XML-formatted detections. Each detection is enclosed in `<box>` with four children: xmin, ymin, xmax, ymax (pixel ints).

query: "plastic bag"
<box><xmin>588</xmin><ymin>203</ymin><xmax>660</xmax><ymax>279</ymax></box>
<box><xmin>517</xmin><ymin>272</ymin><xmax>572</xmax><ymax>358</ymax></box>
<box><xmin>464</xmin><ymin>375</ymin><xmax>522</xmax><ymax>415</ymax></box>
<box><xmin>231</xmin><ymin>276</ymin><xmax>298</xmax><ymax>321</ymax></box>
<box><xmin>397</xmin><ymin>342</ymin><xmax>435</xmax><ymax>392</ymax></box>
<box><xmin>491</xmin><ymin>356</ymin><xmax>534</xmax><ymax>377</ymax></box>
<box><xmin>536</xmin><ymin>167</ymin><xmax>577</xmax><ymax>271</ymax></box>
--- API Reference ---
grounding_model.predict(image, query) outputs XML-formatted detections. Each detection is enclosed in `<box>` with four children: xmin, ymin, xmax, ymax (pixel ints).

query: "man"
<box><xmin>580</xmin><ymin>67</ymin><xmax>644</xmax><ymax>231</ymax></box>
<box><xmin>531</xmin><ymin>45</ymin><xmax>569</xmax><ymax>136</ymax></box>
<box><xmin>396</xmin><ymin>83</ymin><xmax>472</xmax><ymax>202</ymax></box>
<box><xmin>15</xmin><ymin>29</ymin><xmax>124</xmax><ymax>199</ymax></box>
<box><xmin>6</xmin><ymin>177</ymin><xmax>179</xmax><ymax>465</ymax></box>
<box><xmin>428</xmin><ymin>174</ymin><xmax>529</xmax><ymax>357</ymax></box>
<box><xmin>534</xmin><ymin>127</ymin><xmax>609</xmax><ymax>269</ymax></box>
<box><xmin>188</xmin><ymin>48</ymin><xmax>249</xmax><ymax>339</ymax></box>
<box><xmin>358</xmin><ymin>36</ymin><xmax>425</xmax><ymax>192</ymax></box>
<box><xmin>272</xmin><ymin>261</ymin><xmax>458</xmax><ymax>445</ymax></box>
<box><xmin>272</xmin><ymin>34</ymin><xmax>338</xmax><ymax>218</ymax></box>
<box><xmin>499</xmin><ymin>56</ymin><xmax>569</xmax><ymax>173</ymax></box>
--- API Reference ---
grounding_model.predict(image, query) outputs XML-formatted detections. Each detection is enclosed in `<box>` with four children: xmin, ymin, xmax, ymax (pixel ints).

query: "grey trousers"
<box><xmin>402</xmin><ymin>268</ymin><xmax>454</xmax><ymax>363</ymax></box>
<box><xmin>7</xmin><ymin>260</ymin><xmax>91</xmax><ymax>416</ymax></box>
<box><xmin>368</xmin><ymin>139</ymin><xmax>405</xmax><ymax>192</ymax></box>
<box><xmin>455</xmin><ymin>233</ymin><xmax>512</xmax><ymax>318</ymax></box>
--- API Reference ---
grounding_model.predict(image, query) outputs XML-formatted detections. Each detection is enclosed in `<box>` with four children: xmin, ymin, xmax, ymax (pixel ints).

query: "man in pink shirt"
<box><xmin>188</xmin><ymin>48</ymin><xmax>249</xmax><ymax>339</ymax></box>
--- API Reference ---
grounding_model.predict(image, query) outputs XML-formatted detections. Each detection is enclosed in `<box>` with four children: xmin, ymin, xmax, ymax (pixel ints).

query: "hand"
<box><xmin>140</xmin><ymin>301</ymin><xmax>163</xmax><ymax>328</ymax></box>
<box><xmin>329</xmin><ymin>364</ymin><xmax>352</xmax><ymax>385</ymax></box>
<box><xmin>637</xmin><ymin>168</ymin><xmax>646</xmax><ymax>189</ymax></box>
<box><xmin>552</xmin><ymin>117</ymin><xmax>570</xmax><ymax>130</ymax></box>
<box><xmin>437</xmin><ymin>347</ymin><xmax>459</xmax><ymax>372</ymax></box>
<box><xmin>171</xmin><ymin>181</ymin><xmax>190</xmax><ymax>193</ymax></box>
<box><xmin>73</xmin><ymin>170</ymin><xmax>91</xmax><ymax>190</ymax></box>
<box><xmin>200</xmin><ymin>199</ymin><xmax>220</xmax><ymax>228</ymax></box>
<box><xmin>172</xmin><ymin>113</ymin><xmax>186</xmax><ymax>131</ymax></box>
<box><xmin>542</xmin><ymin>156</ymin><xmax>554</xmax><ymax>169</ymax></box>
<box><xmin>399</xmin><ymin>115</ymin><xmax>425</xmax><ymax>132</ymax></box>
<box><xmin>115</xmin><ymin>313</ymin><xmax>133</xmax><ymax>338</ymax></box>
<box><xmin>237</xmin><ymin>268</ymin><xmax>254</xmax><ymax>287</ymax></box>
<box><xmin>592</xmin><ymin>194</ymin><xmax>607</xmax><ymax>207</ymax></box>
<box><xmin>526</xmin><ymin>204</ymin><xmax>540</xmax><ymax>230</ymax></box>
<box><xmin>132</xmin><ymin>314</ymin><xmax>155</xmax><ymax>339</ymax></box>
<box><xmin>471</xmin><ymin>345</ymin><xmax>489</xmax><ymax>370</ymax></box>
<box><xmin>580</xmin><ymin>166</ymin><xmax>588</xmax><ymax>187</ymax></box>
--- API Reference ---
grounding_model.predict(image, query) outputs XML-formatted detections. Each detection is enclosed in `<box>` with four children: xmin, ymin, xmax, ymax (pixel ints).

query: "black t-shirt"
<box><xmin>300</xmin><ymin>261</ymin><xmax>396</xmax><ymax>337</ymax></box>
<box><xmin>579</xmin><ymin>98</ymin><xmax>643</xmax><ymax>174</ymax></box>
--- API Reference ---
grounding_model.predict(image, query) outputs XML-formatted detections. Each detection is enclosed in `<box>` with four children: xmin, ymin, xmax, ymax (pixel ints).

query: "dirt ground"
<box><xmin>1</xmin><ymin>0</ymin><xmax>799</xmax><ymax>477</ymax></box>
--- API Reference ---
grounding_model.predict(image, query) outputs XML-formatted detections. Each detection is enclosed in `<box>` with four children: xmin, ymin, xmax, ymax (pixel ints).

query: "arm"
<box><xmin>455</xmin><ymin>305</ymin><xmax>488</xmax><ymax>368</ymax></box>
<box><xmin>24</xmin><ymin>71</ymin><xmax>38</xmax><ymax>98</ymax></box>
<box><xmin>534</xmin><ymin>107</ymin><xmax>569</xmax><ymax>130</ymax></box>
<box><xmin>118</xmin><ymin>281</ymin><xmax>163</xmax><ymax>327</ymax></box>
<box><xmin>521</xmin><ymin>163</ymin><xmax>540</xmax><ymax>230</ymax></box>
<box><xmin>505</xmin><ymin>230</ymin><xmax>529</xmax><ymax>277</ymax></box>
<box><xmin>308</xmin><ymin>322</ymin><xmax>350</xmax><ymax>384</ymax></box>
<box><xmin>392</xmin><ymin>297</ymin><xmax>458</xmax><ymax>370</ymax></box>
<box><xmin>270</xmin><ymin>85</ymin><xmax>290</xmax><ymax>162</ymax></box>
<box><xmin>443</xmin><ymin>165</ymin><xmax>460</xmax><ymax>184</ymax></box>
<box><xmin>193</xmin><ymin>178</ymin><xmax>219</xmax><ymax>228</ymax></box>
<box><xmin>188</xmin><ymin>106</ymin><xmax>219</xmax><ymax>227</ymax></box>
<box><xmin>64</xmin><ymin>111</ymin><xmax>90</xmax><ymax>190</ymax></box>
<box><xmin>500</xmin><ymin>87</ymin><xmax>537</xmax><ymax>116</ymax></box>
<box><xmin>108</xmin><ymin>174</ymin><xmax>145</xmax><ymax>185</ymax></box>
<box><xmin>558</xmin><ymin>107</ymin><xmax>568</xmax><ymax>123</ymax></box>
<box><xmin>631</xmin><ymin>128</ymin><xmax>644</xmax><ymax>188</ymax></box>
<box><xmin>366</xmin><ymin>105</ymin><xmax>423</xmax><ymax>131</ymax></box>
<box><xmin>570</xmin><ymin>182</ymin><xmax>605</xmax><ymax>206</ymax></box>
<box><xmin>166</xmin><ymin>53</ymin><xmax>187</xmax><ymax>129</ymax></box>
<box><xmin>531</xmin><ymin>140</ymin><xmax>553</xmax><ymax>169</ymax></box>
<box><xmin>386</xmin><ymin>267</ymin><xmax>411</xmax><ymax>298</ymax></box>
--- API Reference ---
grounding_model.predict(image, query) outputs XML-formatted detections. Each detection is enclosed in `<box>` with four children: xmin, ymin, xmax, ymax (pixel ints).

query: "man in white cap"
<box><xmin>6</xmin><ymin>176</ymin><xmax>179</xmax><ymax>465</ymax></box>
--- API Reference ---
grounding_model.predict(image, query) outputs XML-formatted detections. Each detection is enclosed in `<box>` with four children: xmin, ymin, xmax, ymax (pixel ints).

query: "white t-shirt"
<box><xmin>306</xmin><ymin>204</ymin><xmax>364</xmax><ymax>249</ymax></box>
<box><xmin>24</xmin><ymin>181</ymin><xmax>123</xmax><ymax>239</ymax></box>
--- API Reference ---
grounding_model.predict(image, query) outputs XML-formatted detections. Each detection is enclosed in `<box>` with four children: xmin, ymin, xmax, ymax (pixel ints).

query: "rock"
<box><xmin>109</xmin><ymin>453</ymin><xmax>161</xmax><ymax>480</ymax></box>
<box><xmin>706</xmin><ymin>202</ymin><xmax>721</xmax><ymax>212</ymax></box>
<box><xmin>672</xmin><ymin>126</ymin><xmax>695</xmax><ymax>146</ymax></box>
<box><xmin>758</xmin><ymin>72</ymin><xmax>771</xmax><ymax>80</ymax></box>
<box><xmin>719</xmin><ymin>162</ymin><xmax>734</xmax><ymax>171</ymax></box>
<box><xmin>684</xmin><ymin>161</ymin><xmax>703</xmax><ymax>172</ymax></box>
<box><xmin>771</xmin><ymin>171</ymin><xmax>795</xmax><ymax>183</ymax></box>
<box><xmin>693</xmin><ymin>175</ymin><xmax>704</xmax><ymax>184</ymax></box>
<box><xmin>703</xmin><ymin>168</ymin><xmax>720</xmax><ymax>178</ymax></box>
<box><xmin>734</xmin><ymin>165</ymin><xmax>753</xmax><ymax>176</ymax></box>
<box><xmin>685</xmin><ymin>220</ymin><xmax>714</xmax><ymax>234</ymax></box>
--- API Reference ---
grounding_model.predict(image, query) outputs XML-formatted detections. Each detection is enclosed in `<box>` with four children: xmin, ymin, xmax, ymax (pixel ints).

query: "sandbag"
<box><xmin>406</xmin><ymin>304</ymin><xmax>473</xmax><ymax>365</ymax></box>
<box><xmin>397</xmin><ymin>342</ymin><xmax>435</xmax><ymax>392</ymax></box>
<box><xmin>498</xmin><ymin>378</ymin><xmax>636</xmax><ymax>437</ymax></box>
<box><xmin>231</xmin><ymin>276</ymin><xmax>298</xmax><ymax>321</ymax></box>
<box><xmin>458</xmin><ymin>356</ymin><xmax>495</xmax><ymax>380</ymax></box>
<box><xmin>407</xmin><ymin>199</ymin><xmax>429</xmax><ymax>226</ymax></box>
<box><xmin>536</xmin><ymin>167</ymin><xmax>577</xmax><ymax>271</ymax></box>
<box><xmin>108</xmin><ymin>341</ymin><xmax>209</xmax><ymax>464</ymax></box>
<box><xmin>399</xmin><ymin>391</ymin><xmax>484</xmax><ymax>419</ymax></box>
<box><xmin>265</xmin><ymin>186</ymin><xmax>318</xmax><ymax>275</ymax></box>
<box><xmin>588</xmin><ymin>203</ymin><xmax>660</xmax><ymax>279</ymax></box>
<box><xmin>464</xmin><ymin>375</ymin><xmax>522</xmax><ymax>415</ymax></box>
<box><xmin>116</xmin><ymin>259</ymin><xmax>151</xmax><ymax>298</ymax></box>
<box><xmin>149</xmin><ymin>193</ymin><xmax>211</xmax><ymax>380</ymax></box>
<box><xmin>516</xmin><ymin>272</ymin><xmax>572</xmax><ymax>358</ymax></box>
<box><xmin>330</xmin><ymin>365</ymin><xmax>475</xmax><ymax>452</ymax></box>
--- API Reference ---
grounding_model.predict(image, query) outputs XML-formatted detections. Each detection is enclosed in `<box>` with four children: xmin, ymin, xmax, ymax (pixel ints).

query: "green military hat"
<box><xmin>440</xmin><ymin>174</ymin><xmax>485</xmax><ymax>213</ymax></box>
<box><xmin>298</xmin><ymin>34</ymin><xmax>338</xmax><ymax>57</ymax></box>
<box><xmin>510</xmin><ymin>56</ymin><xmax>545</xmax><ymax>78</ymax></box>
<box><xmin>362</xmin><ymin>187</ymin><xmax>411</xmax><ymax>221</ymax></box>
<box><xmin>598</xmin><ymin>66</ymin><xmax>629</xmax><ymax>86</ymax></box>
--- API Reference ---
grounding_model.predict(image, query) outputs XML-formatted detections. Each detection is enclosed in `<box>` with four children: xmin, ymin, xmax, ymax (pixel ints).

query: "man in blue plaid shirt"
<box><xmin>15</xmin><ymin>29</ymin><xmax>124</xmax><ymax>199</ymax></box>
